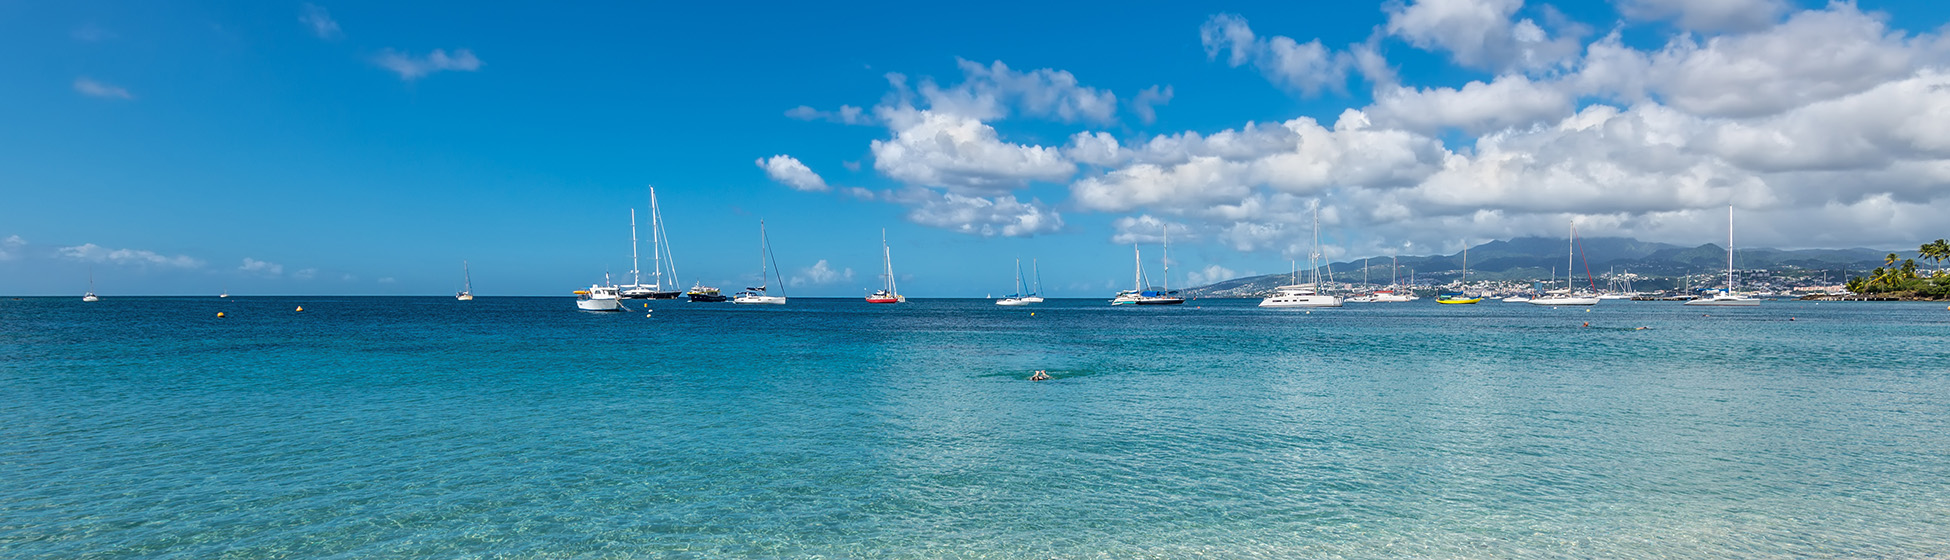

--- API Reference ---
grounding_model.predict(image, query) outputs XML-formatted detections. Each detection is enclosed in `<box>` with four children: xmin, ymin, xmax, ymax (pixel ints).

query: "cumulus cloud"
<box><xmin>375</xmin><ymin>48</ymin><xmax>481</xmax><ymax>80</ymax></box>
<box><xmin>239</xmin><ymin>258</ymin><xmax>284</xmax><ymax>276</ymax></box>
<box><xmin>793</xmin><ymin>260</ymin><xmax>854</xmax><ymax>285</ymax></box>
<box><xmin>300</xmin><ymin>3</ymin><xmax>342</xmax><ymax>39</ymax></box>
<box><xmin>871</xmin><ymin>107</ymin><xmax>1077</xmax><ymax>195</ymax></box>
<box><xmin>756</xmin><ymin>155</ymin><xmax>830</xmax><ymax>192</ymax></box>
<box><xmin>914</xmin><ymin>59</ymin><xmax>1120</xmax><ymax>123</ymax></box>
<box><xmin>1131</xmin><ymin>85</ymin><xmax>1174</xmax><ymax>124</ymax></box>
<box><xmin>0</xmin><ymin>235</ymin><xmax>24</xmax><ymax>261</ymax></box>
<box><xmin>1616</xmin><ymin>0</ymin><xmax>1788</xmax><ymax>32</ymax></box>
<box><xmin>73</xmin><ymin>77</ymin><xmax>133</xmax><ymax>100</ymax></box>
<box><xmin>1366</xmin><ymin>74</ymin><xmax>1574</xmax><ymax>135</ymax></box>
<box><xmin>1384</xmin><ymin>0</ymin><xmax>1583</xmax><ymax>73</ymax></box>
<box><xmin>893</xmin><ymin>189</ymin><xmax>1064</xmax><ymax>237</ymax></box>
<box><xmin>58</xmin><ymin>244</ymin><xmax>202</xmax><ymax>268</ymax></box>
<box><xmin>1201</xmin><ymin>14</ymin><xmax>1352</xmax><ymax>95</ymax></box>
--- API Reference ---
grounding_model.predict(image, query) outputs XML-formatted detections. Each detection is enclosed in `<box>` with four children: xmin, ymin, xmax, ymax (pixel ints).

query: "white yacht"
<box><xmin>1531</xmin><ymin>221</ymin><xmax>1600</xmax><ymax>306</ymax></box>
<box><xmin>1261</xmin><ymin>205</ymin><xmax>1341</xmax><ymax>308</ymax></box>
<box><xmin>575</xmin><ymin>274</ymin><xmax>622</xmax><ymax>312</ymax></box>
<box><xmin>734</xmin><ymin>220</ymin><xmax>788</xmax><ymax>305</ymax></box>
<box><xmin>456</xmin><ymin>260</ymin><xmax>474</xmax><ymax>301</ymax></box>
<box><xmin>1019</xmin><ymin>259</ymin><xmax>1045</xmax><ymax>303</ymax></box>
<box><xmin>1687</xmin><ymin>205</ymin><xmax>1761</xmax><ymax>307</ymax></box>
<box><xmin>996</xmin><ymin>258</ymin><xmax>1031</xmax><ymax>306</ymax></box>
<box><xmin>82</xmin><ymin>270</ymin><xmax>99</xmax><ymax>302</ymax></box>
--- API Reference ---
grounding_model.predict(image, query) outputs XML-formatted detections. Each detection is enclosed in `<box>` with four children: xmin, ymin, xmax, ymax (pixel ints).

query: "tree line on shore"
<box><xmin>1847</xmin><ymin>239</ymin><xmax>1950</xmax><ymax>298</ymax></box>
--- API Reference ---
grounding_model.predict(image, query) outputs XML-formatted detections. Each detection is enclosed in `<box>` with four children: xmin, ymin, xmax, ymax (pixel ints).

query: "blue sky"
<box><xmin>4</xmin><ymin>1</ymin><xmax>1948</xmax><ymax>296</ymax></box>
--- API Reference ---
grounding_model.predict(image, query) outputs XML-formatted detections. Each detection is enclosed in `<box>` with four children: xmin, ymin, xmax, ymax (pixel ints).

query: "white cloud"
<box><xmin>300</xmin><ymin>3</ymin><xmax>342</xmax><ymax>39</ymax></box>
<box><xmin>785</xmin><ymin>104</ymin><xmax>872</xmax><ymax>125</ymax></box>
<box><xmin>1201</xmin><ymin>14</ymin><xmax>1351</xmax><ymax>95</ymax></box>
<box><xmin>1383</xmin><ymin>0</ymin><xmax>1582</xmax><ymax>73</ymax></box>
<box><xmin>1366</xmin><ymin>74</ymin><xmax>1575</xmax><ymax>135</ymax></box>
<box><xmin>1130</xmin><ymin>85</ymin><xmax>1174</xmax><ymax>124</ymax></box>
<box><xmin>0</xmin><ymin>235</ymin><xmax>24</xmax><ymax>261</ymax></box>
<box><xmin>239</xmin><ymin>258</ymin><xmax>284</xmax><ymax>276</ymax></box>
<box><xmin>293</xmin><ymin>268</ymin><xmax>318</xmax><ymax>280</ymax></box>
<box><xmin>893</xmin><ymin>189</ymin><xmax>1064</xmax><ymax>237</ymax></box>
<box><xmin>756</xmin><ymin>155</ymin><xmax>830</xmax><ymax>192</ymax></box>
<box><xmin>73</xmin><ymin>77</ymin><xmax>133</xmax><ymax>100</ymax></box>
<box><xmin>1185</xmin><ymin>264</ymin><xmax>1239</xmax><ymax>287</ymax></box>
<box><xmin>58</xmin><ymin>243</ymin><xmax>202</xmax><ymax>268</ymax></box>
<box><xmin>871</xmin><ymin>107</ymin><xmax>1077</xmax><ymax>195</ymax></box>
<box><xmin>374</xmin><ymin>48</ymin><xmax>482</xmax><ymax>81</ymax></box>
<box><xmin>1110</xmin><ymin>215</ymin><xmax>1194</xmax><ymax>244</ymax></box>
<box><xmin>1616</xmin><ymin>0</ymin><xmax>1788</xmax><ymax>32</ymax></box>
<box><xmin>915</xmin><ymin>59</ymin><xmax>1120</xmax><ymax>123</ymax></box>
<box><xmin>793</xmin><ymin>260</ymin><xmax>854</xmax><ymax>285</ymax></box>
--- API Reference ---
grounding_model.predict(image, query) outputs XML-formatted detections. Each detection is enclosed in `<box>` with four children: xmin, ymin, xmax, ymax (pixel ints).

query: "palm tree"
<box><xmin>1920</xmin><ymin>239</ymin><xmax>1949</xmax><ymax>277</ymax></box>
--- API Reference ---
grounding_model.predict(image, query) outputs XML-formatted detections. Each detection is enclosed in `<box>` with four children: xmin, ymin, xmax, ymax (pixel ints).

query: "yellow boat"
<box><xmin>1437</xmin><ymin>295</ymin><xmax>1481</xmax><ymax>304</ymax></box>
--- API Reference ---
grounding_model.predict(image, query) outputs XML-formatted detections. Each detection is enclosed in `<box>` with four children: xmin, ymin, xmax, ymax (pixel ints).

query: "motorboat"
<box><xmin>575</xmin><ymin>277</ymin><xmax>623</xmax><ymax>312</ymax></box>
<box><xmin>686</xmin><ymin>284</ymin><xmax>729</xmax><ymax>302</ymax></box>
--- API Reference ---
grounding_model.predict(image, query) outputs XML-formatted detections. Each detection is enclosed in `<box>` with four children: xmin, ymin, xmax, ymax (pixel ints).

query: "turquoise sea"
<box><xmin>3</xmin><ymin>296</ymin><xmax>1948</xmax><ymax>558</ymax></box>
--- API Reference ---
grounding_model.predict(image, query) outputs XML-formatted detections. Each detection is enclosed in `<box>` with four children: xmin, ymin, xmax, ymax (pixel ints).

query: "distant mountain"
<box><xmin>1185</xmin><ymin>236</ymin><xmax>1897</xmax><ymax>298</ymax></box>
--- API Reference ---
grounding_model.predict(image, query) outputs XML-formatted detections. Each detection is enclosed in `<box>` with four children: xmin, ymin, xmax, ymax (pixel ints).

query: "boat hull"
<box><xmin>1134</xmin><ymin>298</ymin><xmax>1185</xmax><ymax>305</ymax></box>
<box><xmin>576</xmin><ymin>298</ymin><xmax>621</xmax><ymax>311</ymax></box>
<box><xmin>1259</xmin><ymin>296</ymin><xmax>1343</xmax><ymax>308</ymax></box>
<box><xmin>1684</xmin><ymin>297</ymin><xmax>1761</xmax><ymax>306</ymax></box>
<box><xmin>734</xmin><ymin>295</ymin><xmax>787</xmax><ymax>305</ymax></box>
<box><xmin>865</xmin><ymin>297</ymin><xmax>902</xmax><ymax>304</ymax></box>
<box><xmin>996</xmin><ymin>298</ymin><xmax>1030</xmax><ymax>306</ymax></box>
<box><xmin>1018</xmin><ymin>296</ymin><xmax>1044</xmax><ymax>303</ymax></box>
<box><xmin>1436</xmin><ymin>298</ymin><xmax>1482</xmax><ymax>304</ymax></box>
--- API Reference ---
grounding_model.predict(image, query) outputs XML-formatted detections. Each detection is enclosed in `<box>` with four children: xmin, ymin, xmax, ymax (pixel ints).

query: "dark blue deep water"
<box><xmin>3</xmin><ymin>296</ymin><xmax>1948</xmax><ymax>558</ymax></box>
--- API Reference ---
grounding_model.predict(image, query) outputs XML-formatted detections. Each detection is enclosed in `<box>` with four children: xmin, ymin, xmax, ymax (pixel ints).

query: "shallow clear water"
<box><xmin>2</xmin><ymin>296</ymin><xmax>1948</xmax><ymax>558</ymax></box>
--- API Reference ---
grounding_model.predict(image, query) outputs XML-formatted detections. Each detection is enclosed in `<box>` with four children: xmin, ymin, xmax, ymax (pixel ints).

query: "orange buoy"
<box><xmin>295</xmin><ymin>306</ymin><xmax>304</xmax><ymax>312</ymax></box>
<box><xmin>216</xmin><ymin>311</ymin><xmax>226</xmax><ymax>318</ymax></box>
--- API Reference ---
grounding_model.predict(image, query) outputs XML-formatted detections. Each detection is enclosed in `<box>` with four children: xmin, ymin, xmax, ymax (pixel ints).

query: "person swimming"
<box><xmin>1029</xmin><ymin>370</ymin><xmax>1050</xmax><ymax>381</ymax></box>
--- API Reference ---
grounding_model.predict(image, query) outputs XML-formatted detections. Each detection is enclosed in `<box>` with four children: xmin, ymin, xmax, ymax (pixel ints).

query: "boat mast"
<box><xmin>882</xmin><ymin>229</ymin><xmax>896</xmax><ymax>294</ymax></box>
<box><xmin>757</xmin><ymin>220</ymin><xmax>768</xmax><ymax>291</ymax></box>
<box><xmin>1162</xmin><ymin>225</ymin><xmax>1170</xmax><ymax>291</ymax></box>
<box><xmin>629</xmin><ymin>208</ymin><xmax>642</xmax><ymax>288</ymax></box>
<box><xmin>648</xmin><ymin>186</ymin><xmax>661</xmax><ymax>289</ymax></box>
<box><xmin>1014</xmin><ymin>258</ymin><xmax>1024</xmax><ymax>295</ymax></box>
<box><xmin>1727</xmin><ymin>204</ymin><xmax>1736</xmax><ymax>292</ymax></box>
<box><xmin>1462</xmin><ymin>239</ymin><xmax>1468</xmax><ymax>289</ymax></box>
<box><xmin>1310</xmin><ymin>204</ymin><xmax>1322</xmax><ymax>287</ymax></box>
<box><xmin>1032</xmin><ymin>259</ymin><xmax>1041</xmax><ymax>296</ymax></box>
<box><xmin>763</xmin><ymin>220</ymin><xmax>785</xmax><ymax>297</ymax></box>
<box><xmin>1567</xmin><ymin>221</ymin><xmax>1575</xmax><ymax>292</ymax></box>
<box><xmin>1133</xmin><ymin>244</ymin><xmax>1142</xmax><ymax>291</ymax></box>
<box><xmin>463</xmin><ymin>260</ymin><xmax>471</xmax><ymax>293</ymax></box>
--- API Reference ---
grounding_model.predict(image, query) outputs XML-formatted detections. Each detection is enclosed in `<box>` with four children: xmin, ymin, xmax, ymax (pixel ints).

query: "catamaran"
<box><xmin>621</xmin><ymin>187</ymin><xmax>683</xmax><ymax>299</ymax></box>
<box><xmin>734</xmin><ymin>220</ymin><xmax>787</xmax><ymax>305</ymax></box>
<box><xmin>1687</xmin><ymin>205</ymin><xmax>1761</xmax><ymax>306</ymax></box>
<box><xmin>1348</xmin><ymin>253</ymin><xmax>1413</xmax><ymax>302</ymax></box>
<box><xmin>997</xmin><ymin>258</ymin><xmax>1031</xmax><ymax>306</ymax></box>
<box><xmin>1111</xmin><ymin>226</ymin><xmax>1184</xmax><ymax>305</ymax></box>
<box><xmin>867</xmin><ymin>229</ymin><xmax>905</xmax><ymax>303</ymax></box>
<box><xmin>575</xmin><ymin>273</ymin><xmax>623</xmax><ymax>311</ymax></box>
<box><xmin>1531</xmin><ymin>222</ymin><xmax>1600</xmax><ymax>306</ymax></box>
<box><xmin>456</xmin><ymin>260</ymin><xmax>474</xmax><ymax>301</ymax></box>
<box><xmin>1260</xmin><ymin>205</ymin><xmax>1342</xmax><ymax>308</ymax></box>
<box><xmin>1437</xmin><ymin>240</ymin><xmax>1481</xmax><ymax>304</ymax></box>
<box><xmin>1020</xmin><ymin>259</ymin><xmax>1045</xmax><ymax>303</ymax></box>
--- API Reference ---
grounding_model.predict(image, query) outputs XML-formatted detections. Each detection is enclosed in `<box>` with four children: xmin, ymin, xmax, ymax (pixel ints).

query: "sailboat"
<box><xmin>1437</xmin><ymin>240</ymin><xmax>1481</xmax><ymax>304</ymax></box>
<box><xmin>1531</xmin><ymin>222</ymin><xmax>1600</xmax><ymax>306</ymax></box>
<box><xmin>997</xmin><ymin>258</ymin><xmax>1030</xmax><ymax>306</ymax></box>
<box><xmin>1111</xmin><ymin>225</ymin><xmax>1184</xmax><ymax>305</ymax></box>
<box><xmin>456</xmin><ymin>260</ymin><xmax>474</xmax><ymax>301</ymax></box>
<box><xmin>575</xmin><ymin>272</ymin><xmax>623</xmax><ymax>311</ymax></box>
<box><xmin>1260</xmin><ymin>204</ymin><xmax>1342</xmax><ymax>308</ymax></box>
<box><xmin>621</xmin><ymin>187</ymin><xmax>684</xmax><ymax>299</ymax></box>
<box><xmin>1020</xmin><ymin>259</ymin><xmax>1045</xmax><ymax>303</ymax></box>
<box><xmin>1687</xmin><ymin>205</ymin><xmax>1761</xmax><ymax>306</ymax></box>
<box><xmin>867</xmin><ymin>229</ymin><xmax>905</xmax><ymax>303</ymax></box>
<box><xmin>82</xmin><ymin>269</ymin><xmax>99</xmax><ymax>302</ymax></box>
<box><xmin>734</xmin><ymin>220</ymin><xmax>788</xmax><ymax>304</ymax></box>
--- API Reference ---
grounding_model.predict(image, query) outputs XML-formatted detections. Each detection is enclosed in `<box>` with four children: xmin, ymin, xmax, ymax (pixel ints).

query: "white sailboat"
<box><xmin>1020</xmin><ymin>259</ymin><xmax>1045</xmax><ymax>303</ymax></box>
<box><xmin>82</xmin><ymin>269</ymin><xmax>99</xmax><ymax>302</ymax></box>
<box><xmin>734</xmin><ymin>220</ymin><xmax>788</xmax><ymax>304</ymax></box>
<box><xmin>575</xmin><ymin>272</ymin><xmax>622</xmax><ymax>311</ymax></box>
<box><xmin>1531</xmin><ymin>221</ymin><xmax>1600</xmax><ymax>306</ymax></box>
<box><xmin>1687</xmin><ymin>205</ymin><xmax>1761</xmax><ymax>307</ymax></box>
<box><xmin>867</xmin><ymin>229</ymin><xmax>905</xmax><ymax>303</ymax></box>
<box><xmin>1261</xmin><ymin>204</ymin><xmax>1342</xmax><ymax>308</ymax></box>
<box><xmin>456</xmin><ymin>260</ymin><xmax>474</xmax><ymax>301</ymax></box>
<box><xmin>997</xmin><ymin>258</ymin><xmax>1030</xmax><ymax>306</ymax></box>
<box><xmin>1111</xmin><ymin>226</ymin><xmax>1184</xmax><ymax>305</ymax></box>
